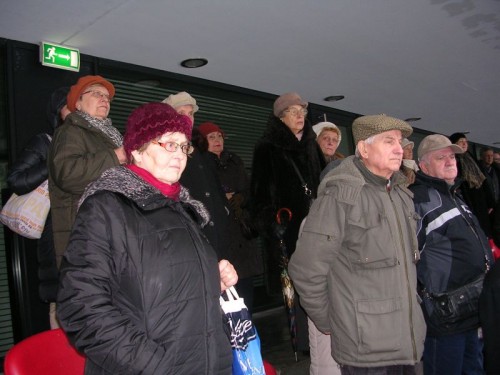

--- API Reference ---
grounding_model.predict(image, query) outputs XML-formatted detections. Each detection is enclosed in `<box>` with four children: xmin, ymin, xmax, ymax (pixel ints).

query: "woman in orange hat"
<box><xmin>48</xmin><ymin>75</ymin><xmax>127</xmax><ymax>271</ymax></box>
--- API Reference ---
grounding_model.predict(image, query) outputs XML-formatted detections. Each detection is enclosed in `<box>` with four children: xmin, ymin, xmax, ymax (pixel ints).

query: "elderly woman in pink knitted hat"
<box><xmin>57</xmin><ymin>102</ymin><xmax>238</xmax><ymax>375</ymax></box>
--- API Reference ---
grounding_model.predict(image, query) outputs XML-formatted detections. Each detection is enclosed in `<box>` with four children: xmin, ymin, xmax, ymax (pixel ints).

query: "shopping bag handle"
<box><xmin>221</xmin><ymin>286</ymin><xmax>239</xmax><ymax>302</ymax></box>
<box><xmin>220</xmin><ymin>286</ymin><xmax>248</xmax><ymax>313</ymax></box>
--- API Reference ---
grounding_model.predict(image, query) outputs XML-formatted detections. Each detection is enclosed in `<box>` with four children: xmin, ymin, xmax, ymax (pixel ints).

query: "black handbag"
<box><xmin>430</xmin><ymin>273</ymin><xmax>485</xmax><ymax>324</ymax></box>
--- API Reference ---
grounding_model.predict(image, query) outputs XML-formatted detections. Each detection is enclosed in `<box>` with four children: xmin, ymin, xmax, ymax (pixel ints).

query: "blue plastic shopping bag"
<box><xmin>220</xmin><ymin>286</ymin><xmax>266</xmax><ymax>375</ymax></box>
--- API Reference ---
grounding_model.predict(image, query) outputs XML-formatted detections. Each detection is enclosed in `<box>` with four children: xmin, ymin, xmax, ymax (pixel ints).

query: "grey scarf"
<box><xmin>77</xmin><ymin>111</ymin><xmax>123</xmax><ymax>147</ymax></box>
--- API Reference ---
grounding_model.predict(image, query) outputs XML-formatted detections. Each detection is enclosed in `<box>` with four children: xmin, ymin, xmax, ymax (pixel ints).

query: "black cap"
<box><xmin>449</xmin><ymin>132</ymin><xmax>467</xmax><ymax>145</ymax></box>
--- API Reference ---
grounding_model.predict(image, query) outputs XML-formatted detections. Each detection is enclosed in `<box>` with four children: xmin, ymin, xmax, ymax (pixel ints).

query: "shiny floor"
<box><xmin>253</xmin><ymin>307</ymin><xmax>311</xmax><ymax>375</ymax></box>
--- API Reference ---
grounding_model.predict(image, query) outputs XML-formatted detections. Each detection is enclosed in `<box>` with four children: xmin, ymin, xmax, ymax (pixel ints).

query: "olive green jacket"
<box><xmin>289</xmin><ymin>156</ymin><xmax>426</xmax><ymax>367</ymax></box>
<box><xmin>48</xmin><ymin>113</ymin><xmax>120</xmax><ymax>267</ymax></box>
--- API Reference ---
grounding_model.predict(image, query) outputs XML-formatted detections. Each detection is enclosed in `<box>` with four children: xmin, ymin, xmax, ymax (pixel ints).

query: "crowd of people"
<box><xmin>5</xmin><ymin>75</ymin><xmax>500</xmax><ymax>374</ymax></box>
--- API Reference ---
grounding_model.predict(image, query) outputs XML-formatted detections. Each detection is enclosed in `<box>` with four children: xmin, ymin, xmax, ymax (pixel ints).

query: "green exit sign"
<box><xmin>40</xmin><ymin>41</ymin><xmax>80</xmax><ymax>72</ymax></box>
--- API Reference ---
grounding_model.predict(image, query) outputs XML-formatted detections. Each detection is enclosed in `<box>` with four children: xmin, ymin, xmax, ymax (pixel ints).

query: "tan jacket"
<box><xmin>289</xmin><ymin>156</ymin><xmax>426</xmax><ymax>367</ymax></box>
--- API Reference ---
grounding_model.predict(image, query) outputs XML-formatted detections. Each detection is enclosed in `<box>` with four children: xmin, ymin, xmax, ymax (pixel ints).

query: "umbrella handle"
<box><xmin>276</xmin><ymin>207</ymin><xmax>292</xmax><ymax>225</ymax></box>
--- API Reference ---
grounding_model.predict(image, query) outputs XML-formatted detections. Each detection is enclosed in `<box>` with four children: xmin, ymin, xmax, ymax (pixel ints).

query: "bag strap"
<box><xmin>283</xmin><ymin>153</ymin><xmax>312</xmax><ymax>197</ymax></box>
<box><xmin>223</xmin><ymin>286</ymin><xmax>239</xmax><ymax>301</ymax></box>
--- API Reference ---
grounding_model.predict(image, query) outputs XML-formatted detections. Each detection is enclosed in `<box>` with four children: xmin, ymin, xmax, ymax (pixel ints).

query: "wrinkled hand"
<box><xmin>219</xmin><ymin>259</ymin><xmax>238</xmax><ymax>292</ymax></box>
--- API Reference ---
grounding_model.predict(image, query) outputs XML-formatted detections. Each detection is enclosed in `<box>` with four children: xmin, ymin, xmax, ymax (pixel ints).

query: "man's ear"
<box><xmin>358</xmin><ymin>141</ymin><xmax>368</xmax><ymax>159</ymax></box>
<box><xmin>419</xmin><ymin>160</ymin><xmax>428</xmax><ymax>174</ymax></box>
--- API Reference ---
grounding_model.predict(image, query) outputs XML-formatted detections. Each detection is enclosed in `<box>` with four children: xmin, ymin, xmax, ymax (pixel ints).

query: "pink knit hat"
<box><xmin>123</xmin><ymin>102</ymin><xmax>192</xmax><ymax>158</ymax></box>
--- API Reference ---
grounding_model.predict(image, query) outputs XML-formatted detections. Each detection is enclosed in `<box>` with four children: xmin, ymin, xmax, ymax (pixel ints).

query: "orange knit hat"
<box><xmin>66</xmin><ymin>75</ymin><xmax>115</xmax><ymax>112</ymax></box>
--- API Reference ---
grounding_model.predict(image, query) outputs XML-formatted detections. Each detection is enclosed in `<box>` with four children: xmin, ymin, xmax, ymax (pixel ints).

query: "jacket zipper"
<box><xmin>179</xmin><ymin>210</ymin><xmax>211</xmax><ymax>373</ymax></box>
<box><xmin>450</xmin><ymin>192</ymin><xmax>491</xmax><ymax>272</ymax></box>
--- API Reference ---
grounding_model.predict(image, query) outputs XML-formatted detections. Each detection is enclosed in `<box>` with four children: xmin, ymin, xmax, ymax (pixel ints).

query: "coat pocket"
<box><xmin>356</xmin><ymin>297</ymin><xmax>402</xmax><ymax>354</ymax></box>
<box><xmin>346</xmin><ymin>212</ymin><xmax>398</xmax><ymax>269</ymax></box>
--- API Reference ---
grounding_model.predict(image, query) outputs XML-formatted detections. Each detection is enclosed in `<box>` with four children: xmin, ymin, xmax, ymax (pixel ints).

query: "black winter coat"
<box><xmin>57</xmin><ymin>167</ymin><xmax>232</xmax><ymax>375</ymax></box>
<box><xmin>7</xmin><ymin>133</ymin><xmax>58</xmax><ymax>302</ymax></box>
<box><xmin>249</xmin><ymin>115</ymin><xmax>324</xmax><ymax>352</ymax></box>
<box><xmin>456</xmin><ymin>154</ymin><xmax>495</xmax><ymax>237</ymax></box>
<box><xmin>493</xmin><ymin>199</ymin><xmax>500</xmax><ymax>248</ymax></box>
<box><xmin>208</xmin><ymin>150</ymin><xmax>263</xmax><ymax>279</ymax></box>
<box><xmin>250</xmin><ymin>115</ymin><xmax>325</xmax><ymax>255</ymax></box>
<box><xmin>479</xmin><ymin>261</ymin><xmax>500</xmax><ymax>375</ymax></box>
<box><xmin>180</xmin><ymin>148</ymin><xmax>231</xmax><ymax>260</ymax></box>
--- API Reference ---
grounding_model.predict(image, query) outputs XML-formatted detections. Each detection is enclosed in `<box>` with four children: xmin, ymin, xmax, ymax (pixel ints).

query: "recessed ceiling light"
<box><xmin>404</xmin><ymin>117</ymin><xmax>421</xmax><ymax>122</ymax></box>
<box><xmin>180</xmin><ymin>58</ymin><xmax>208</xmax><ymax>68</ymax></box>
<box><xmin>324</xmin><ymin>95</ymin><xmax>345</xmax><ymax>102</ymax></box>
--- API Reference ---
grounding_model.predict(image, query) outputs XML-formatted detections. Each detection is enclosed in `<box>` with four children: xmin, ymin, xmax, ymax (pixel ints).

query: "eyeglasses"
<box><xmin>151</xmin><ymin>140</ymin><xmax>194</xmax><ymax>155</ymax></box>
<box><xmin>81</xmin><ymin>90</ymin><xmax>113</xmax><ymax>102</ymax></box>
<box><xmin>284</xmin><ymin>108</ymin><xmax>308</xmax><ymax>117</ymax></box>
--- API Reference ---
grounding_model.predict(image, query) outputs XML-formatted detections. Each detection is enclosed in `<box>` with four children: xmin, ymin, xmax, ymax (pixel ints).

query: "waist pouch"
<box><xmin>430</xmin><ymin>274</ymin><xmax>484</xmax><ymax>324</ymax></box>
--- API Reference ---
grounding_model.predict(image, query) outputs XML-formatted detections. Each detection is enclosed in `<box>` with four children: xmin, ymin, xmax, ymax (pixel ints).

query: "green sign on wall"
<box><xmin>40</xmin><ymin>41</ymin><xmax>80</xmax><ymax>72</ymax></box>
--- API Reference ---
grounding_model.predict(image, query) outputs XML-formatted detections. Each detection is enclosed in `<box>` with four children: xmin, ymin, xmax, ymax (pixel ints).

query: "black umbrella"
<box><xmin>275</xmin><ymin>207</ymin><xmax>298</xmax><ymax>362</ymax></box>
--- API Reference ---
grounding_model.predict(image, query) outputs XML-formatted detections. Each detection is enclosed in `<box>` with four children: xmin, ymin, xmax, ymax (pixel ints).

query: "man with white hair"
<box><xmin>290</xmin><ymin>114</ymin><xmax>426</xmax><ymax>374</ymax></box>
<box><xmin>410</xmin><ymin>134</ymin><xmax>493</xmax><ymax>375</ymax></box>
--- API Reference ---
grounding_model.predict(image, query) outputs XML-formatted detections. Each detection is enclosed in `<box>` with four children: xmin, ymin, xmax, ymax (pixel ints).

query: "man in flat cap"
<box><xmin>289</xmin><ymin>114</ymin><xmax>426</xmax><ymax>373</ymax></box>
<box><xmin>410</xmin><ymin>134</ymin><xmax>493</xmax><ymax>375</ymax></box>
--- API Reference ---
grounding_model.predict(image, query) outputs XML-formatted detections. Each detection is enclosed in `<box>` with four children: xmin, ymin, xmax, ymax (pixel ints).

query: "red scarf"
<box><xmin>126</xmin><ymin>164</ymin><xmax>181</xmax><ymax>201</ymax></box>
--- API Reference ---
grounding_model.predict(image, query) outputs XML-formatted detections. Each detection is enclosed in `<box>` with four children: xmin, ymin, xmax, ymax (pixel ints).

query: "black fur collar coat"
<box><xmin>250</xmin><ymin>114</ymin><xmax>325</xmax><ymax>252</ymax></box>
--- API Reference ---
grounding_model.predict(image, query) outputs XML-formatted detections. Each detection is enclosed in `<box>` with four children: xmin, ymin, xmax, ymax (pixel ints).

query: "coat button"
<box><xmin>205</xmin><ymin>192</ymin><xmax>211</xmax><ymax>197</ymax></box>
<box><xmin>209</xmin><ymin>221</ymin><xmax>214</xmax><ymax>226</ymax></box>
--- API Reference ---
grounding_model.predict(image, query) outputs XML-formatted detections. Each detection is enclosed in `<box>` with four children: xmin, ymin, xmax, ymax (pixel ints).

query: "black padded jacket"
<box><xmin>410</xmin><ymin>171</ymin><xmax>494</xmax><ymax>336</ymax></box>
<box><xmin>57</xmin><ymin>166</ymin><xmax>232</xmax><ymax>374</ymax></box>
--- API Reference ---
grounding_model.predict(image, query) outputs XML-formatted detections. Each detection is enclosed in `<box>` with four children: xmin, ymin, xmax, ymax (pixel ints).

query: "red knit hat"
<box><xmin>123</xmin><ymin>102</ymin><xmax>192</xmax><ymax>158</ymax></box>
<box><xmin>66</xmin><ymin>75</ymin><xmax>115</xmax><ymax>112</ymax></box>
<box><xmin>198</xmin><ymin>122</ymin><xmax>224</xmax><ymax>138</ymax></box>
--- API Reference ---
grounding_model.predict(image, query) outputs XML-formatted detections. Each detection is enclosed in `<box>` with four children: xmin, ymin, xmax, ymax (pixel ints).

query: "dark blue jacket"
<box><xmin>410</xmin><ymin>171</ymin><xmax>493</xmax><ymax>336</ymax></box>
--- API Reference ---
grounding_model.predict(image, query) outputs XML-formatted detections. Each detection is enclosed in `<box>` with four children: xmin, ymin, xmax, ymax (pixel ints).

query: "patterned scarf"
<box><xmin>77</xmin><ymin>111</ymin><xmax>123</xmax><ymax>147</ymax></box>
<box><xmin>458</xmin><ymin>152</ymin><xmax>485</xmax><ymax>189</ymax></box>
